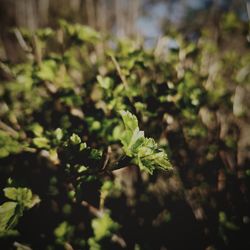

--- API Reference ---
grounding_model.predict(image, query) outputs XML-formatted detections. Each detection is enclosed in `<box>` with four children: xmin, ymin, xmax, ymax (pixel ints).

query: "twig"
<box><xmin>0</xmin><ymin>62</ymin><xmax>14</xmax><ymax>80</ymax></box>
<box><xmin>109</xmin><ymin>156</ymin><xmax>132</xmax><ymax>172</ymax></box>
<box><xmin>81</xmin><ymin>200</ymin><xmax>103</xmax><ymax>218</ymax></box>
<box><xmin>14</xmin><ymin>28</ymin><xmax>32</xmax><ymax>53</ymax></box>
<box><xmin>0</xmin><ymin>120</ymin><xmax>19</xmax><ymax>137</ymax></box>
<box><xmin>110</xmin><ymin>55</ymin><xmax>128</xmax><ymax>90</ymax></box>
<box><xmin>32</xmin><ymin>35</ymin><xmax>42</xmax><ymax>66</ymax></box>
<box><xmin>111</xmin><ymin>234</ymin><xmax>127</xmax><ymax>248</ymax></box>
<box><xmin>81</xmin><ymin>200</ymin><xmax>127</xmax><ymax>248</ymax></box>
<box><xmin>13</xmin><ymin>242</ymin><xmax>32</xmax><ymax>250</ymax></box>
<box><xmin>64</xmin><ymin>242</ymin><xmax>74</xmax><ymax>250</ymax></box>
<box><xmin>101</xmin><ymin>146</ymin><xmax>111</xmax><ymax>171</ymax></box>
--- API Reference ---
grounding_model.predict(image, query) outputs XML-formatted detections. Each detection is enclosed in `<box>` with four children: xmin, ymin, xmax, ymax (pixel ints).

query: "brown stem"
<box><xmin>0</xmin><ymin>120</ymin><xmax>19</xmax><ymax>137</ymax></box>
<box><xmin>110</xmin><ymin>55</ymin><xmax>128</xmax><ymax>90</ymax></box>
<box><xmin>109</xmin><ymin>155</ymin><xmax>132</xmax><ymax>171</ymax></box>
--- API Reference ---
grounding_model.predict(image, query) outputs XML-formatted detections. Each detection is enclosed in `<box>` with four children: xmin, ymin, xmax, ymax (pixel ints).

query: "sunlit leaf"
<box><xmin>119</xmin><ymin>111</ymin><xmax>172</xmax><ymax>174</ymax></box>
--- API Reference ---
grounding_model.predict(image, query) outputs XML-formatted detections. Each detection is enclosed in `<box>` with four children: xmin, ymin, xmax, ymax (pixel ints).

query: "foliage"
<box><xmin>0</xmin><ymin>12</ymin><xmax>249</xmax><ymax>250</ymax></box>
<box><xmin>119</xmin><ymin>110</ymin><xmax>171</xmax><ymax>173</ymax></box>
<box><xmin>0</xmin><ymin>188</ymin><xmax>40</xmax><ymax>235</ymax></box>
<box><xmin>88</xmin><ymin>211</ymin><xmax>120</xmax><ymax>249</ymax></box>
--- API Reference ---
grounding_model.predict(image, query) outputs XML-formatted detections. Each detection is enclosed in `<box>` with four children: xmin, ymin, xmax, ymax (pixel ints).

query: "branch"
<box><xmin>81</xmin><ymin>200</ymin><xmax>103</xmax><ymax>218</ymax></box>
<box><xmin>108</xmin><ymin>155</ymin><xmax>132</xmax><ymax>172</ymax></box>
<box><xmin>81</xmin><ymin>200</ymin><xmax>127</xmax><ymax>248</ymax></box>
<box><xmin>110</xmin><ymin>55</ymin><xmax>128</xmax><ymax>90</ymax></box>
<box><xmin>14</xmin><ymin>28</ymin><xmax>32</xmax><ymax>53</ymax></box>
<box><xmin>0</xmin><ymin>120</ymin><xmax>19</xmax><ymax>138</ymax></box>
<box><xmin>13</xmin><ymin>242</ymin><xmax>32</xmax><ymax>250</ymax></box>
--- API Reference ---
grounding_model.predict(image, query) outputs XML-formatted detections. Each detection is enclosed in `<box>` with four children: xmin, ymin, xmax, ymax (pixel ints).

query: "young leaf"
<box><xmin>32</xmin><ymin>137</ymin><xmax>50</xmax><ymax>149</ymax></box>
<box><xmin>0</xmin><ymin>187</ymin><xmax>40</xmax><ymax>234</ymax></box>
<box><xmin>4</xmin><ymin>187</ymin><xmax>40</xmax><ymax>209</ymax></box>
<box><xmin>119</xmin><ymin>111</ymin><xmax>172</xmax><ymax>174</ymax></box>
<box><xmin>70</xmin><ymin>133</ymin><xmax>81</xmax><ymax>145</ymax></box>
<box><xmin>0</xmin><ymin>202</ymin><xmax>18</xmax><ymax>232</ymax></box>
<box><xmin>119</xmin><ymin>110</ymin><xmax>144</xmax><ymax>156</ymax></box>
<box><xmin>91</xmin><ymin>213</ymin><xmax>119</xmax><ymax>241</ymax></box>
<box><xmin>97</xmin><ymin>75</ymin><xmax>113</xmax><ymax>90</ymax></box>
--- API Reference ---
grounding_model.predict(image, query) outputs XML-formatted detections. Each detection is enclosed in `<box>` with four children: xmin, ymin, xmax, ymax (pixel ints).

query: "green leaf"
<box><xmin>36</xmin><ymin>60</ymin><xmax>57</xmax><ymax>82</ymax></box>
<box><xmin>36</xmin><ymin>27</ymin><xmax>54</xmax><ymax>40</ymax></box>
<box><xmin>24</xmin><ymin>193</ymin><xmax>40</xmax><ymax>209</ymax></box>
<box><xmin>0</xmin><ymin>202</ymin><xmax>18</xmax><ymax>232</ymax></box>
<box><xmin>78</xmin><ymin>165</ymin><xmax>88</xmax><ymax>173</ymax></box>
<box><xmin>54</xmin><ymin>128</ymin><xmax>63</xmax><ymax>141</ymax></box>
<box><xmin>4</xmin><ymin>188</ymin><xmax>20</xmax><ymax>201</ymax></box>
<box><xmin>88</xmin><ymin>237</ymin><xmax>101</xmax><ymax>250</ymax></box>
<box><xmin>54</xmin><ymin>221</ymin><xmax>74</xmax><ymax>244</ymax></box>
<box><xmin>89</xmin><ymin>149</ymin><xmax>102</xmax><ymax>160</ymax></box>
<box><xmin>0</xmin><ymin>188</ymin><xmax>40</xmax><ymax>234</ymax></box>
<box><xmin>33</xmin><ymin>137</ymin><xmax>50</xmax><ymax>149</ymax></box>
<box><xmin>30</xmin><ymin>123</ymin><xmax>44</xmax><ymax>137</ymax></box>
<box><xmin>119</xmin><ymin>110</ymin><xmax>139</xmax><ymax>132</ymax></box>
<box><xmin>70</xmin><ymin>133</ymin><xmax>81</xmax><ymax>145</ymax></box>
<box><xmin>0</xmin><ymin>229</ymin><xmax>19</xmax><ymax>238</ymax></box>
<box><xmin>54</xmin><ymin>221</ymin><xmax>68</xmax><ymax>238</ymax></box>
<box><xmin>4</xmin><ymin>187</ymin><xmax>40</xmax><ymax>209</ymax></box>
<box><xmin>60</xmin><ymin>21</ymin><xmax>100</xmax><ymax>44</ymax></box>
<box><xmin>0</xmin><ymin>131</ymin><xmax>22</xmax><ymax>158</ymax></box>
<box><xmin>91</xmin><ymin>213</ymin><xmax>119</xmax><ymax>241</ymax></box>
<box><xmin>79</xmin><ymin>142</ymin><xmax>87</xmax><ymax>151</ymax></box>
<box><xmin>97</xmin><ymin>75</ymin><xmax>113</xmax><ymax>90</ymax></box>
<box><xmin>119</xmin><ymin>110</ymin><xmax>144</xmax><ymax>156</ymax></box>
<box><xmin>119</xmin><ymin>110</ymin><xmax>172</xmax><ymax>174</ymax></box>
<box><xmin>75</xmin><ymin>24</ymin><xmax>100</xmax><ymax>43</ymax></box>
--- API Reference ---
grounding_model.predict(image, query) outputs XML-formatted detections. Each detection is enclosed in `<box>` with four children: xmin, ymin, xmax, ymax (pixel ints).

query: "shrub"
<box><xmin>0</xmin><ymin>13</ymin><xmax>249</xmax><ymax>250</ymax></box>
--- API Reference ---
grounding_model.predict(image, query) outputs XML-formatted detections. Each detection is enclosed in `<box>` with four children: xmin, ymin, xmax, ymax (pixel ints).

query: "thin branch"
<box><xmin>81</xmin><ymin>200</ymin><xmax>127</xmax><ymax>248</ymax></box>
<box><xmin>111</xmin><ymin>234</ymin><xmax>127</xmax><ymax>248</ymax></box>
<box><xmin>0</xmin><ymin>62</ymin><xmax>14</xmax><ymax>80</ymax></box>
<box><xmin>110</xmin><ymin>55</ymin><xmax>128</xmax><ymax>90</ymax></box>
<box><xmin>64</xmin><ymin>242</ymin><xmax>74</xmax><ymax>250</ymax></box>
<box><xmin>32</xmin><ymin>35</ymin><xmax>42</xmax><ymax>66</ymax></box>
<box><xmin>13</xmin><ymin>242</ymin><xmax>32</xmax><ymax>250</ymax></box>
<box><xmin>108</xmin><ymin>155</ymin><xmax>132</xmax><ymax>171</ymax></box>
<box><xmin>110</xmin><ymin>55</ymin><xmax>137</xmax><ymax>107</ymax></box>
<box><xmin>14</xmin><ymin>28</ymin><xmax>32</xmax><ymax>53</ymax></box>
<box><xmin>101</xmin><ymin>146</ymin><xmax>111</xmax><ymax>170</ymax></box>
<box><xmin>0</xmin><ymin>120</ymin><xmax>19</xmax><ymax>137</ymax></box>
<box><xmin>81</xmin><ymin>200</ymin><xmax>103</xmax><ymax>218</ymax></box>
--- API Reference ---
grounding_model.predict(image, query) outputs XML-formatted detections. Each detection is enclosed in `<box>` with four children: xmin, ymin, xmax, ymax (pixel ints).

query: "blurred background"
<box><xmin>0</xmin><ymin>0</ymin><xmax>249</xmax><ymax>61</ymax></box>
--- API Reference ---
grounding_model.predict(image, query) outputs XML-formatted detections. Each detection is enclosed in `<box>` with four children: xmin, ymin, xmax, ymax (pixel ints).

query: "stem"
<box><xmin>81</xmin><ymin>200</ymin><xmax>103</xmax><ymax>218</ymax></box>
<box><xmin>110</xmin><ymin>55</ymin><xmax>128</xmax><ymax>90</ymax></box>
<box><xmin>0</xmin><ymin>120</ymin><xmax>19</xmax><ymax>137</ymax></box>
<box><xmin>14</xmin><ymin>28</ymin><xmax>32</xmax><ymax>53</ymax></box>
<box><xmin>81</xmin><ymin>200</ymin><xmax>127</xmax><ymax>248</ymax></box>
<box><xmin>64</xmin><ymin>243</ymin><xmax>74</xmax><ymax>250</ymax></box>
<box><xmin>108</xmin><ymin>155</ymin><xmax>132</xmax><ymax>171</ymax></box>
<box><xmin>110</xmin><ymin>55</ymin><xmax>135</xmax><ymax>106</ymax></box>
<box><xmin>32</xmin><ymin>35</ymin><xmax>42</xmax><ymax>66</ymax></box>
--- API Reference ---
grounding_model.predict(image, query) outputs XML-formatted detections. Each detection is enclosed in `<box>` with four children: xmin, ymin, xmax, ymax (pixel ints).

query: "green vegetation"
<box><xmin>0</xmin><ymin>12</ymin><xmax>249</xmax><ymax>250</ymax></box>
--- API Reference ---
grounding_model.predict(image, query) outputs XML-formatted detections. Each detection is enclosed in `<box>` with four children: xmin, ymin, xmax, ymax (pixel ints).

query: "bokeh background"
<box><xmin>0</xmin><ymin>0</ymin><xmax>249</xmax><ymax>60</ymax></box>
